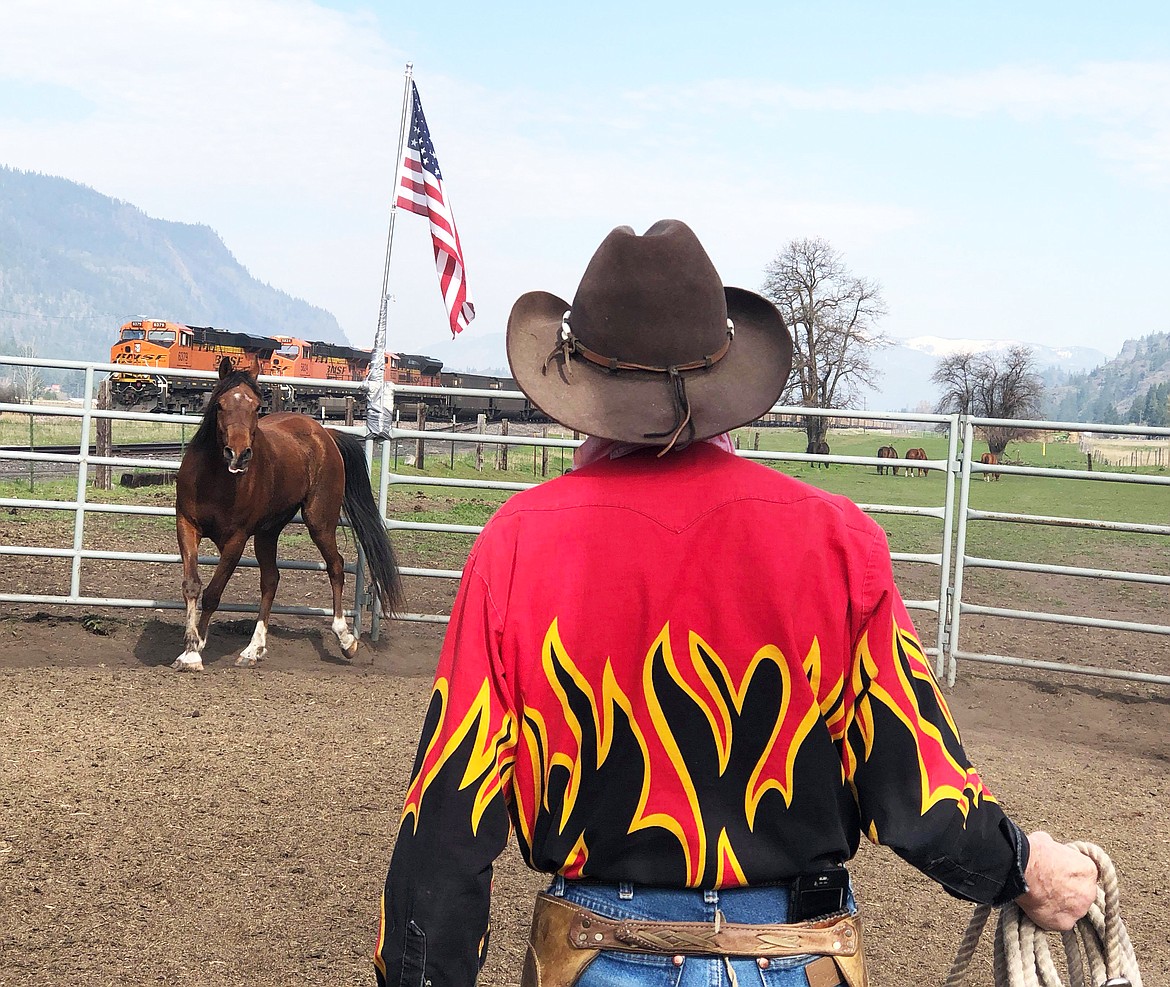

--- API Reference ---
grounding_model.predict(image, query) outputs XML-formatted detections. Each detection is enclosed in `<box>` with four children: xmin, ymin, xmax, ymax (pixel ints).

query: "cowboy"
<box><xmin>374</xmin><ymin>220</ymin><xmax>1096</xmax><ymax>986</ymax></box>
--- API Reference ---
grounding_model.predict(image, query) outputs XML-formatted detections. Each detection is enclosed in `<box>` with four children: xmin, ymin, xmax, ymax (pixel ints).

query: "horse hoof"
<box><xmin>172</xmin><ymin>654</ymin><xmax>204</xmax><ymax>672</ymax></box>
<box><xmin>234</xmin><ymin>654</ymin><xmax>259</xmax><ymax>668</ymax></box>
<box><xmin>342</xmin><ymin>638</ymin><xmax>359</xmax><ymax>660</ymax></box>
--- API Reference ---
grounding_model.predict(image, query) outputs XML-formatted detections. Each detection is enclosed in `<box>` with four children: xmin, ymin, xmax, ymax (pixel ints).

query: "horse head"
<box><xmin>206</xmin><ymin>357</ymin><xmax>263</xmax><ymax>474</ymax></box>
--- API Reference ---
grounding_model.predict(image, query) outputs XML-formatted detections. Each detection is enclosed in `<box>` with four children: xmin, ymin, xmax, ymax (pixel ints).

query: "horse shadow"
<box><xmin>132</xmin><ymin>616</ymin><xmax>341</xmax><ymax>669</ymax></box>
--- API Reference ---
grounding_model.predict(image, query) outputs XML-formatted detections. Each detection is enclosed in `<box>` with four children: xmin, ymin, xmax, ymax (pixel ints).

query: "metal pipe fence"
<box><xmin>0</xmin><ymin>356</ymin><xmax>368</xmax><ymax>625</ymax></box>
<box><xmin>3</xmin><ymin>357</ymin><xmax>1168</xmax><ymax>689</ymax></box>
<box><xmin>947</xmin><ymin>416</ymin><xmax>1170</xmax><ymax>687</ymax></box>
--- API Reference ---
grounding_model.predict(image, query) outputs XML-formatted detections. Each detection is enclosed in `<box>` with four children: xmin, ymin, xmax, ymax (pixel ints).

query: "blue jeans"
<box><xmin>547</xmin><ymin>875</ymin><xmax>856</xmax><ymax>987</ymax></box>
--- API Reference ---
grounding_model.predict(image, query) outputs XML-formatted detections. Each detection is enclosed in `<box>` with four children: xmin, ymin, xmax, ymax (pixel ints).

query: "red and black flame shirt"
<box><xmin>376</xmin><ymin>442</ymin><xmax>1027</xmax><ymax>987</ymax></box>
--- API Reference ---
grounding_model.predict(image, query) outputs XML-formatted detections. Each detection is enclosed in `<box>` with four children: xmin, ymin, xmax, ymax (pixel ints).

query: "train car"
<box><xmin>443</xmin><ymin>371</ymin><xmax>531</xmax><ymax>421</ymax></box>
<box><xmin>107</xmin><ymin>319</ymin><xmax>544</xmax><ymax>423</ymax></box>
<box><xmin>265</xmin><ymin>336</ymin><xmax>374</xmax><ymax>415</ymax></box>
<box><xmin>109</xmin><ymin>320</ymin><xmax>281</xmax><ymax>412</ymax></box>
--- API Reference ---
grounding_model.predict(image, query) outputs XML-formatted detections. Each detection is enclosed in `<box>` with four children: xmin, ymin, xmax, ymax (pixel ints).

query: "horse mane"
<box><xmin>190</xmin><ymin>370</ymin><xmax>264</xmax><ymax>449</ymax></box>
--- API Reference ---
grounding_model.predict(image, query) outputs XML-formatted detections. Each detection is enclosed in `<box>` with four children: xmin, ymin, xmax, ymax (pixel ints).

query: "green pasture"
<box><xmin>0</xmin><ymin>410</ymin><xmax>192</xmax><ymax>446</ymax></box>
<box><xmin>3</xmin><ymin>418</ymin><xmax>1166</xmax><ymax>579</ymax></box>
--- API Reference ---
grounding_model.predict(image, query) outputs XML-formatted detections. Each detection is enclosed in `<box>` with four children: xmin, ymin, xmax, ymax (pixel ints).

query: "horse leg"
<box><xmin>302</xmin><ymin>510</ymin><xmax>358</xmax><ymax>658</ymax></box>
<box><xmin>173</xmin><ymin>516</ymin><xmax>205</xmax><ymax>671</ymax></box>
<box><xmin>237</xmin><ymin>530</ymin><xmax>279</xmax><ymax>668</ymax></box>
<box><xmin>173</xmin><ymin>532</ymin><xmax>249</xmax><ymax>671</ymax></box>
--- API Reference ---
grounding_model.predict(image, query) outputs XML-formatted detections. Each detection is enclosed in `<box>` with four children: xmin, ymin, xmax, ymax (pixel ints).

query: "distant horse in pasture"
<box><xmin>877</xmin><ymin>445</ymin><xmax>898</xmax><ymax>475</ymax></box>
<box><xmin>171</xmin><ymin>358</ymin><xmax>404</xmax><ymax>671</ymax></box>
<box><xmin>979</xmin><ymin>451</ymin><xmax>1000</xmax><ymax>482</ymax></box>
<box><xmin>905</xmin><ymin>447</ymin><xmax>929</xmax><ymax>477</ymax></box>
<box><xmin>807</xmin><ymin>439</ymin><xmax>831</xmax><ymax>468</ymax></box>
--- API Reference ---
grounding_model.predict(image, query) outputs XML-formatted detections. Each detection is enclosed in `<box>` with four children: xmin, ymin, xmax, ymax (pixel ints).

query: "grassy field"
<box><xmin>0</xmin><ymin>409</ymin><xmax>193</xmax><ymax>446</ymax></box>
<box><xmin>3</xmin><ymin>419</ymin><xmax>1167</xmax><ymax>577</ymax></box>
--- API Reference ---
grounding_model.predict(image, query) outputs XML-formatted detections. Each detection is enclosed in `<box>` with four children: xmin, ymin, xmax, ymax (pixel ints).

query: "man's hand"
<box><xmin>1015</xmin><ymin>831</ymin><xmax>1098</xmax><ymax>931</ymax></box>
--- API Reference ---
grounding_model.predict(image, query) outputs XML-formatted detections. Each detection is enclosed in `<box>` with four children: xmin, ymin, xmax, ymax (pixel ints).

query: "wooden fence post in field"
<box><xmin>499</xmin><ymin>419</ymin><xmax>509</xmax><ymax>472</ymax></box>
<box><xmin>94</xmin><ymin>380</ymin><xmax>112</xmax><ymax>491</ymax></box>
<box><xmin>541</xmin><ymin>427</ymin><xmax>548</xmax><ymax>477</ymax></box>
<box><xmin>476</xmin><ymin>414</ymin><xmax>486</xmax><ymax>471</ymax></box>
<box><xmin>414</xmin><ymin>404</ymin><xmax>426</xmax><ymax>470</ymax></box>
<box><xmin>753</xmin><ymin>430</ymin><xmax>760</xmax><ymax>451</ymax></box>
<box><xmin>345</xmin><ymin>397</ymin><xmax>355</xmax><ymax>427</ymax></box>
<box><xmin>450</xmin><ymin>415</ymin><xmax>457</xmax><ymax>469</ymax></box>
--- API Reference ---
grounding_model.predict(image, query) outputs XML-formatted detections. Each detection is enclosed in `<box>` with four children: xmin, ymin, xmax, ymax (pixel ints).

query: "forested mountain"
<box><xmin>0</xmin><ymin>165</ymin><xmax>345</xmax><ymax>391</ymax></box>
<box><xmin>1046</xmin><ymin>332</ymin><xmax>1170</xmax><ymax>424</ymax></box>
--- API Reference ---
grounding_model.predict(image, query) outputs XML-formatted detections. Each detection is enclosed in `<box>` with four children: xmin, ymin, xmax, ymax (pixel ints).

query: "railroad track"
<box><xmin>0</xmin><ymin>442</ymin><xmax>184</xmax><ymax>457</ymax></box>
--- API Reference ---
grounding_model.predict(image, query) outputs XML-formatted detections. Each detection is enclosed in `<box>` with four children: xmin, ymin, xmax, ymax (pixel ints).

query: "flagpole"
<box><xmin>377</xmin><ymin>62</ymin><xmax>415</xmax><ymax>342</ymax></box>
<box><xmin>367</xmin><ymin>61</ymin><xmax>414</xmax><ymax>439</ymax></box>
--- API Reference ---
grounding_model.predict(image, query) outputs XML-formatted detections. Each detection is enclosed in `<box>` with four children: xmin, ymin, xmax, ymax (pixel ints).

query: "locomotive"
<box><xmin>107</xmin><ymin>319</ymin><xmax>537</xmax><ymax>421</ymax></box>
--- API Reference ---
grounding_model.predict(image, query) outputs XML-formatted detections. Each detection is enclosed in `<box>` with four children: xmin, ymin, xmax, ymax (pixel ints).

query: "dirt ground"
<box><xmin>1</xmin><ymin>513</ymin><xmax>1168</xmax><ymax>985</ymax></box>
<box><xmin>2</xmin><ymin>616</ymin><xmax>1167</xmax><ymax>986</ymax></box>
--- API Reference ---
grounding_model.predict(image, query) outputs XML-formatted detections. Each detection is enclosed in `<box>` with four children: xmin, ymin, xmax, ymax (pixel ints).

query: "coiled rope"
<box><xmin>944</xmin><ymin>843</ymin><xmax>1142</xmax><ymax>987</ymax></box>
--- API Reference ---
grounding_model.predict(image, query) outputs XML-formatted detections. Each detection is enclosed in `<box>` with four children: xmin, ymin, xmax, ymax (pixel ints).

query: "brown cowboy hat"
<box><xmin>506</xmin><ymin>219</ymin><xmax>793</xmax><ymax>449</ymax></box>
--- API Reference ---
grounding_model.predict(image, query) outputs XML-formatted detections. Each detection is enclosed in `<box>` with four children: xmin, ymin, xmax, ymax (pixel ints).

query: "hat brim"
<box><xmin>506</xmin><ymin>287</ymin><xmax>793</xmax><ymax>444</ymax></box>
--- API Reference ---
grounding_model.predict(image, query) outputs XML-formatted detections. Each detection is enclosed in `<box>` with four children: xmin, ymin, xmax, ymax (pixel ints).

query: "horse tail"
<box><xmin>330</xmin><ymin>430</ymin><xmax>405</xmax><ymax>617</ymax></box>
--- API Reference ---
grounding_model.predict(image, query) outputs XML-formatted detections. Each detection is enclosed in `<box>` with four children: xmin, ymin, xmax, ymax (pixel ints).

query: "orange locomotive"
<box><xmin>108</xmin><ymin>319</ymin><xmax>444</xmax><ymax>416</ymax></box>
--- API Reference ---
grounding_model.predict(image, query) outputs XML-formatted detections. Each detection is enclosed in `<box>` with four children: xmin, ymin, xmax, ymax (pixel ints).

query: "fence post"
<box><xmin>499</xmin><ymin>419</ymin><xmax>509</xmax><ymax>472</ymax></box>
<box><xmin>541</xmin><ymin>427</ymin><xmax>548</xmax><ymax>477</ymax></box>
<box><xmin>415</xmin><ymin>403</ymin><xmax>426</xmax><ymax>470</ymax></box>
<box><xmin>94</xmin><ymin>380</ymin><xmax>112</xmax><ymax>491</ymax></box>
<box><xmin>345</xmin><ymin>397</ymin><xmax>355</xmax><ymax>427</ymax></box>
<box><xmin>476</xmin><ymin>414</ymin><xmax>486</xmax><ymax>471</ymax></box>
<box><xmin>450</xmin><ymin>415</ymin><xmax>456</xmax><ymax>469</ymax></box>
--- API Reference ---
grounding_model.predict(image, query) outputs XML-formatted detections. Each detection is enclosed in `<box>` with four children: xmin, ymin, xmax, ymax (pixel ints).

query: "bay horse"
<box><xmin>172</xmin><ymin>358</ymin><xmax>403</xmax><ymax>671</ymax></box>
<box><xmin>806</xmin><ymin>439</ymin><xmax>831</xmax><ymax>468</ymax></box>
<box><xmin>905</xmin><ymin>447</ymin><xmax>928</xmax><ymax>477</ymax></box>
<box><xmin>877</xmin><ymin>445</ymin><xmax>898</xmax><ymax>475</ymax></box>
<box><xmin>979</xmin><ymin>451</ymin><xmax>1000</xmax><ymax>481</ymax></box>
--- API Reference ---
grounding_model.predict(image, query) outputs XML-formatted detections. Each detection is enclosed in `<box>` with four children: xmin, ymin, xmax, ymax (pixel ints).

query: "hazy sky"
<box><xmin>3</xmin><ymin>1</ymin><xmax>1169</xmax><ymax>360</ymax></box>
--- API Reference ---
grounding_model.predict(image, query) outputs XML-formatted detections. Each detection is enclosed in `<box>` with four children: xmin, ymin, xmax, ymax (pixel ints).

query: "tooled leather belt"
<box><xmin>558</xmin><ymin>897</ymin><xmax>861</xmax><ymax>958</ymax></box>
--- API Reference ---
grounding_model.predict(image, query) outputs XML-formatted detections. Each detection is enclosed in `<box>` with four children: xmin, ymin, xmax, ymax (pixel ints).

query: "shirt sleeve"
<box><xmin>375</xmin><ymin>543</ymin><xmax>517</xmax><ymax>987</ymax></box>
<box><xmin>842</xmin><ymin>527</ymin><xmax>1028</xmax><ymax>905</ymax></box>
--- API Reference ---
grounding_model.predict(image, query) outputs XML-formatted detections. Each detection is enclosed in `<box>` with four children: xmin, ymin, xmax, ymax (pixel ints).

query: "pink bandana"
<box><xmin>572</xmin><ymin>432</ymin><xmax>735</xmax><ymax>470</ymax></box>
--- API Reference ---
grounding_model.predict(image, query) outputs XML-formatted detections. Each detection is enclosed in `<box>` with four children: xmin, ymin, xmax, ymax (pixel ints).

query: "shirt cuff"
<box><xmin>990</xmin><ymin>817</ymin><xmax>1031</xmax><ymax>906</ymax></box>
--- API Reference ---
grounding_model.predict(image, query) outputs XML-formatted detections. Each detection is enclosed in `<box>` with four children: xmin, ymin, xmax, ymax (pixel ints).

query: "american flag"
<box><xmin>396</xmin><ymin>82</ymin><xmax>475</xmax><ymax>336</ymax></box>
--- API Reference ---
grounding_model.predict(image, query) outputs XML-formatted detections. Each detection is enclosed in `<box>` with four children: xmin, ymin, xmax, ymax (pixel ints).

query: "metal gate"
<box><xmin>948</xmin><ymin>415</ymin><xmax>1170</xmax><ymax>687</ymax></box>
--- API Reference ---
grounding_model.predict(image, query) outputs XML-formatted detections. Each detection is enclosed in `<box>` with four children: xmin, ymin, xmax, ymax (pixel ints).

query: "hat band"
<box><xmin>542</xmin><ymin>313</ymin><xmax>735</xmax><ymax>380</ymax></box>
<box><xmin>542</xmin><ymin>313</ymin><xmax>735</xmax><ymax>455</ymax></box>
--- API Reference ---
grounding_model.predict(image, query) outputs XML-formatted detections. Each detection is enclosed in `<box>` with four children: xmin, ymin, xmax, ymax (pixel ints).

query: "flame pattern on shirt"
<box><xmin>845</xmin><ymin>620</ymin><xmax>996</xmax><ymax>840</ymax></box>
<box><xmin>397</xmin><ymin>614</ymin><xmax>995</xmax><ymax>888</ymax></box>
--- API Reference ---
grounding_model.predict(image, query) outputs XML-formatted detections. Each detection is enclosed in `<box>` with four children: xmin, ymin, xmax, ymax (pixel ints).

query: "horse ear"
<box><xmin>218</xmin><ymin>357</ymin><xmax>234</xmax><ymax>380</ymax></box>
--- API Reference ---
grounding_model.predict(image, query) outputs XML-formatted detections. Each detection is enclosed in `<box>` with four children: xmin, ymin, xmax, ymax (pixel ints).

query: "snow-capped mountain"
<box><xmin>899</xmin><ymin>336</ymin><xmax>1108</xmax><ymax>369</ymax></box>
<box><xmin>866</xmin><ymin>337</ymin><xmax>1110</xmax><ymax>414</ymax></box>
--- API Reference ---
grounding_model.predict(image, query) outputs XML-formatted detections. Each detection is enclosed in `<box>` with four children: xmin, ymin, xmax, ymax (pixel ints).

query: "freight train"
<box><xmin>107</xmin><ymin>319</ymin><xmax>537</xmax><ymax>421</ymax></box>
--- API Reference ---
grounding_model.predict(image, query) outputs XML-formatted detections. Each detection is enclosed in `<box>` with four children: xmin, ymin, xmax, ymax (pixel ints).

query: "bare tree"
<box><xmin>0</xmin><ymin>379</ymin><xmax>16</xmax><ymax>404</ymax></box>
<box><xmin>932</xmin><ymin>345</ymin><xmax>1045</xmax><ymax>456</ymax></box>
<box><xmin>760</xmin><ymin>238</ymin><xmax>888</xmax><ymax>449</ymax></box>
<box><xmin>14</xmin><ymin>343</ymin><xmax>44</xmax><ymax>403</ymax></box>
